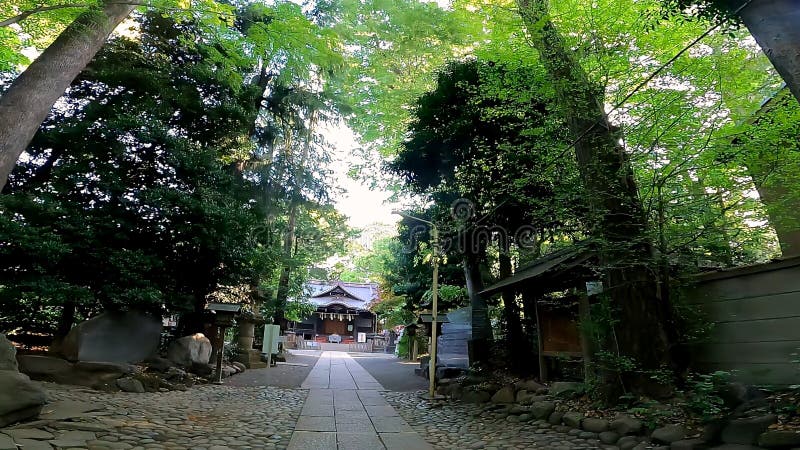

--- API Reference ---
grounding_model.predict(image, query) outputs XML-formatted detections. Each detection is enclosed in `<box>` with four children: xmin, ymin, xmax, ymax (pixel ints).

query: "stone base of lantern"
<box><xmin>234</xmin><ymin>349</ymin><xmax>267</xmax><ymax>369</ymax></box>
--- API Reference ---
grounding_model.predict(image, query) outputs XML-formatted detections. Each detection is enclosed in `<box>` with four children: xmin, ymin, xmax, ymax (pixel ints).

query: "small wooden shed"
<box><xmin>480</xmin><ymin>245</ymin><xmax>598</xmax><ymax>381</ymax></box>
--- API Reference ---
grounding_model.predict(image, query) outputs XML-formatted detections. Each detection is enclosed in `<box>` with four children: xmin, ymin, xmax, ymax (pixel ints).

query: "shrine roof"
<box><xmin>292</xmin><ymin>280</ymin><xmax>379</xmax><ymax>311</ymax></box>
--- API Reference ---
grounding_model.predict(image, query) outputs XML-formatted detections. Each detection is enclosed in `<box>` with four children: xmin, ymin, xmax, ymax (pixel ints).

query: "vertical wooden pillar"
<box><xmin>533</xmin><ymin>295</ymin><xmax>547</xmax><ymax>383</ymax></box>
<box><xmin>578</xmin><ymin>291</ymin><xmax>595</xmax><ymax>383</ymax></box>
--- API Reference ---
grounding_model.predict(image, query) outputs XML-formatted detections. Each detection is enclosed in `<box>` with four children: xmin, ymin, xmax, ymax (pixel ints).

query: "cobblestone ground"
<box><xmin>1</xmin><ymin>382</ymin><xmax>306</xmax><ymax>450</ymax></box>
<box><xmin>384</xmin><ymin>391</ymin><xmax>606</xmax><ymax>450</ymax></box>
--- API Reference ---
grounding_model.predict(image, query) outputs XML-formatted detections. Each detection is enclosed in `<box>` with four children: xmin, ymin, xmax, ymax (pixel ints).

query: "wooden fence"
<box><xmin>683</xmin><ymin>256</ymin><xmax>800</xmax><ymax>386</ymax></box>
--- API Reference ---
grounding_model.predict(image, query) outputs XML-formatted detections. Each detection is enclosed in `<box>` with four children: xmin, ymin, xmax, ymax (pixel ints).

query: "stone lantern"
<box><xmin>234</xmin><ymin>312</ymin><xmax>267</xmax><ymax>369</ymax></box>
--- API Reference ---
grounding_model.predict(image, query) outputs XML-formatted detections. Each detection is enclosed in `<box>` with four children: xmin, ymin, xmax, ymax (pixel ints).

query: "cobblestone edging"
<box><xmin>383</xmin><ymin>391</ymin><xmax>607</xmax><ymax>450</ymax></box>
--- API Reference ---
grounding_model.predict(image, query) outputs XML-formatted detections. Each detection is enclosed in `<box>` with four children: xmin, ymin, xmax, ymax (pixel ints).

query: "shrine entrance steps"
<box><xmin>287</xmin><ymin>351</ymin><xmax>433</xmax><ymax>450</ymax></box>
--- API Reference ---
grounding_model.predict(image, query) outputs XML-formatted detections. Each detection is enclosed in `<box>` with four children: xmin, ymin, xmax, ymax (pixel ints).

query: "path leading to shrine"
<box><xmin>287</xmin><ymin>351</ymin><xmax>433</xmax><ymax>450</ymax></box>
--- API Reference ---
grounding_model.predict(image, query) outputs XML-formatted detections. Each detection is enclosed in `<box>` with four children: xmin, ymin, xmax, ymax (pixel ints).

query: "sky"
<box><xmin>324</xmin><ymin>122</ymin><xmax>401</xmax><ymax>229</ymax></box>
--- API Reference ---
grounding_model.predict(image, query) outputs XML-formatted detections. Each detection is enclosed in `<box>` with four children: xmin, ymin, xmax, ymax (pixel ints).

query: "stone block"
<box><xmin>167</xmin><ymin>333</ymin><xmax>212</xmax><ymax>367</ymax></box>
<box><xmin>611</xmin><ymin>414</ymin><xmax>644</xmax><ymax>435</ymax></box>
<box><xmin>491</xmin><ymin>384</ymin><xmax>516</xmax><ymax>403</ymax></box>
<box><xmin>563</xmin><ymin>411</ymin><xmax>584</xmax><ymax>428</ymax></box>
<box><xmin>583</xmin><ymin>417</ymin><xmax>610</xmax><ymax>433</ymax></box>
<box><xmin>0</xmin><ymin>371</ymin><xmax>46</xmax><ymax>427</ymax></box>
<box><xmin>721</xmin><ymin>414</ymin><xmax>777</xmax><ymax>445</ymax></box>
<box><xmin>652</xmin><ymin>424</ymin><xmax>687</xmax><ymax>444</ymax></box>
<box><xmin>60</xmin><ymin>311</ymin><xmax>161</xmax><ymax>363</ymax></box>
<box><xmin>758</xmin><ymin>430</ymin><xmax>800</xmax><ymax>448</ymax></box>
<box><xmin>549</xmin><ymin>381</ymin><xmax>584</xmax><ymax>398</ymax></box>
<box><xmin>0</xmin><ymin>334</ymin><xmax>18</xmax><ymax>371</ymax></box>
<box><xmin>530</xmin><ymin>401</ymin><xmax>555</xmax><ymax>420</ymax></box>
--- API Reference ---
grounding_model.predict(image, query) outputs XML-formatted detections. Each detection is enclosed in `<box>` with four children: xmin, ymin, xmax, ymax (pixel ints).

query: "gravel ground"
<box><xmin>225</xmin><ymin>351</ymin><xmax>320</xmax><ymax>388</ymax></box>
<box><xmin>1</xmin><ymin>382</ymin><xmax>306</xmax><ymax>450</ymax></box>
<box><xmin>349</xmin><ymin>353</ymin><xmax>428</xmax><ymax>392</ymax></box>
<box><xmin>383</xmin><ymin>391</ymin><xmax>608</xmax><ymax>450</ymax></box>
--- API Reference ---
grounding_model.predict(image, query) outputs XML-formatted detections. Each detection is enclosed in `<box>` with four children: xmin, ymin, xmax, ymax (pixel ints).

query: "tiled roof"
<box><xmin>292</xmin><ymin>280</ymin><xmax>380</xmax><ymax>312</ymax></box>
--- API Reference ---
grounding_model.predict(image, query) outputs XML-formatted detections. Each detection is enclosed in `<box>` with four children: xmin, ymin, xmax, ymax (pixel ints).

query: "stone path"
<box><xmin>287</xmin><ymin>351</ymin><xmax>433</xmax><ymax>450</ymax></box>
<box><xmin>0</xmin><ymin>382</ymin><xmax>305</xmax><ymax>449</ymax></box>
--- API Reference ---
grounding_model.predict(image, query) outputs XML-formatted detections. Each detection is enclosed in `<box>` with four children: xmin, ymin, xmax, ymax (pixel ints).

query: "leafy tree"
<box><xmin>391</xmin><ymin>58</ymin><xmax>581</xmax><ymax>367</ymax></box>
<box><xmin>660</xmin><ymin>0</ymin><xmax>800</xmax><ymax>103</ymax></box>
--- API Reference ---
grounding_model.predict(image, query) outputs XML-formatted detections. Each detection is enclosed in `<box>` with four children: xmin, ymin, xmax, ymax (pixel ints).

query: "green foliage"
<box><xmin>261</xmin><ymin>296</ymin><xmax>316</xmax><ymax>323</ymax></box>
<box><xmin>0</xmin><ymin>9</ymin><xmax>349</xmax><ymax>334</ymax></box>
<box><xmin>683</xmin><ymin>371</ymin><xmax>731</xmax><ymax>420</ymax></box>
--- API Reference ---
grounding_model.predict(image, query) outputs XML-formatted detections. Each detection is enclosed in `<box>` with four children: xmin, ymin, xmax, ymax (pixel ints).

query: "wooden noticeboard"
<box><xmin>539</xmin><ymin>309</ymin><xmax>582</xmax><ymax>356</ymax></box>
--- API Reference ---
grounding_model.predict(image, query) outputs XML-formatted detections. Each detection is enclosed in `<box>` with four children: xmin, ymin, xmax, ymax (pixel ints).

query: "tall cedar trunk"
<box><xmin>273</xmin><ymin>112</ymin><xmax>315</xmax><ymax>330</ymax></box>
<box><xmin>463</xmin><ymin>235</ymin><xmax>492</xmax><ymax>364</ymax></box>
<box><xmin>736</xmin><ymin>0</ymin><xmax>800</xmax><ymax>104</ymax></box>
<box><xmin>499</xmin><ymin>239</ymin><xmax>530</xmax><ymax>374</ymax></box>
<box><xmin>273</xmin><ymin>203</ymin><xmax>297</xmax><ymax>330</ymax></box>
<box><xmin>517</xmin><ymin>0</ymin><xmax>673</xmax><ymax>397</ymax></box>
<box><xmin>0</xmin><ymin>1</ymin><xmax>135</xmax><ymax>191</ymax></box>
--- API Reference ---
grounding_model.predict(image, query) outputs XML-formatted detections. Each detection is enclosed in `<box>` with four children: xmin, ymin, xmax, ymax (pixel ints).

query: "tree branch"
<box><xmin>0</xmin><ymin>3</ymin><xmax>93</xmax><ymax>27</ymax></box>
<box><xmin>0</xmin><ymin>1</ymin><xmax>146</xmax><ymax>27</ymax></box>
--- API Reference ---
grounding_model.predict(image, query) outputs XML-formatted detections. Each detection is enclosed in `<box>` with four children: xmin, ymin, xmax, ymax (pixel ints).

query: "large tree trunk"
<box><xmin>0</xmin><ymin>1</ymin><xmax>135</xmax><ymax>191</ymax></box>
<box><xmin>736</xmin><ymin>0</ymin><xmax>800</xmax><ymax>104</ymax></box>
<box><xmin>516</xmin><ymin>0</ymin><xmax>673</xmax><ymax>398</ymax></box>
<box><xmin>463</xmin><ymin>236</ymin><xmax>492</xmax><ymax>364</ymax></box>
<box><xmin>273</xmin><ymin>202</ymin><xmax>297</xmax><ymax>330</ymax></box>
<box><xmin>739</xmin><ymin>89</ymin><xmax>800</xmax><ymax>256</ymax></box>
<box><xmin>498</xmin><ymin>239</ymin><xmax>530</xmax><ymax>374</ymax></box>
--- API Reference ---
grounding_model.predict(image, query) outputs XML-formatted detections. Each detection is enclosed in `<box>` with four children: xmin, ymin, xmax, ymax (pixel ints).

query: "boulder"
<box><xmin>116</xmin><ymin>377</ymin><xmax>145</xmax><ymax>393</ymax></box>
<box><xmin>0</xmin><ymin>371</ymin><xmax>47</xmax><ymax>427</ymax></box>
<box><xmin>549</xmin><ymin>381</ymin><xmax>585</xmax><ymax>398</ymax></box>
<box><xmin>516</xmin><ymin>379</ymin><xmax>546</xmax><ymax>392</ymax></box>
<box><xmin>611</xmin><ymin>415</ymin><xmax>644</xmax><ymax>435</ymax></box>
<box><xmin>721</xmin><ymin>414</ymin><xmax>778</xmax><ymax>445</ymax></box>
<box><xmin>652</xmin><ymin>425</ymin><xmax>687</xmax><ymax>444</ymax></box>
<box><xmin>583</xmin><ymin>418</ymin><xmax>610</xmax><ymax>433</ymax></box>
<box><xmin>530</xmin><ymin>401</ymin><xmax>556</xmax><ymax>420</ymax></box>
<box><xmin>16</xmin><ymin>355</ymin><xmax>73</xmax><ymax>379</ymax></box>
<box><xmin>618</xmin><ymin>436</ymin><xmax>641</xmax><ymax>450</ymax></box>
<box><xmin>0</xmin><ymin>334</ymin><xmax>18</xmax><ymax>371</ymax></box>
<box><xmin>671</xmin><ymin>438</ymin><xmax>708</xmax><ymax>449</ymax></box>
<box><xmin>758</xmin><ymin>430</ymin><xmax>800</xmax><ymax>448</ymax></box>
<box><xmin>563</xmin><ymin>411</ymin><xmax>584</xmax><ymax>428</ymax></box>
<box><xmin>60</xmin><ymin>311</ymin><xmax>161</xmax><ymax>363</ymax></box>
<box><xmin>599</xmin><ymin>431</ymin><xmax>620</xmax><ymax>445</ymax></box>
<box><xmin>548</xmin><ymin>411</ymin><xmax>565</xmax><ymax>425</ymax></box>
<box><xmin>74</xmin><ymin>360</ymin><xmax>135</xmax><ymax>374</ymax></box>
<box><xmin>18</xmin><ymin>355</ymin><xmax>132</xmax><ymax>387</ymax></box>
<box><xmin>491</xmin><ymin>385</ymin><xmax>516</xmax><ymax>404</ymax></box>
<box><xmin>167</xmin><ymin>333</ymin><xmax>213</xmax><ymax>367</ymax></box>
<box><xmin>462</xmin><ymin>390</ymin><xmax>491</xmax><ymax>404</ymax></box>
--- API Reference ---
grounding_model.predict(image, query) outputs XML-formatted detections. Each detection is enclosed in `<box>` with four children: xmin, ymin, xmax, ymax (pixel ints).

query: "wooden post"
<box><xmin>578</xmin><ymin>291</ymin><xmax>595</xmax><ymax>384</ymax></box>
<box><xmin>533</xmin><ymin>296</ymin><xmax>547</xmax><ymax>383</ymax></box>
<box><xmin>214</xmin><ymin>326</ymin><xmax>226</xmax><ymax>384</ymax></box>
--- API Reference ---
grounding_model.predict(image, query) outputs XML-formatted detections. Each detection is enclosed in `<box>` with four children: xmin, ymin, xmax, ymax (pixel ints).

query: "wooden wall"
<box><xmin>684</xmin><ymin>256</ymin><xmax>800</xmax><ymax>386</ymax></box>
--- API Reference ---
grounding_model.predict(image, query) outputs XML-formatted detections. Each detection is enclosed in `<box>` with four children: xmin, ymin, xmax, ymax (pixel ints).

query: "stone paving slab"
<box><xmin>287</xmin><ymin>431</ymin><xmax>337</xmax><ymax>450</ymax></box>
<box><xmin>289</xmin><ymin>351</ymin><xmax>433</xmax><ymax>450</ymax></box>
<box><xmin>337</xmin><ymin>432</ymin><xmax>386</xmax><ymax>450</ymax></box>
<box><xmin>365</xmin><ymin>405</ymin><xmax>399</xmax><ymax>417</ymax></box>
<box><xmin>371</xmin><ymin>415</ymin><xmax>414</xmax><ymax>433</ymax></box>
<box><xmin>295</xmin><ymin>416</ymin><xmax>336</xmax><ymax>432</ymax></box>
